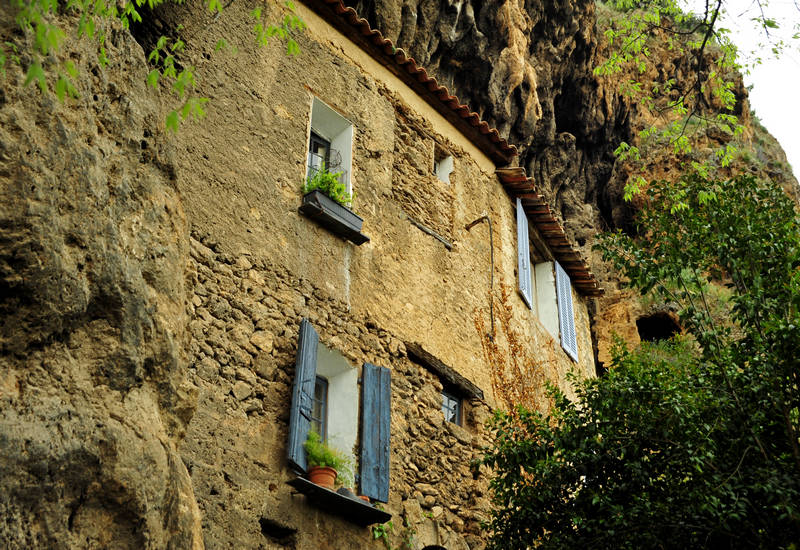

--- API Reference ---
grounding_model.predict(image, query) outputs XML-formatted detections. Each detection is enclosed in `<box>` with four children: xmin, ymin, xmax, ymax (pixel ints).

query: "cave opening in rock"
<box><xmin>636</xmin><ymin>312</ymin><xmax>681</xmax><ymax>342</ymax></box>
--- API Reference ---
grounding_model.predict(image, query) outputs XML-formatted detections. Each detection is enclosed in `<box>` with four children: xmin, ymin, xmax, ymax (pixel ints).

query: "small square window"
<box><xmin>442</xmin><ymin>389</ymin><xmax>461</xmax><ymax>425</ymax></box>
<box><xmin>433</xmin><ymin>144</ymin><xmax>454</xmax><ymax>184</ymax></box>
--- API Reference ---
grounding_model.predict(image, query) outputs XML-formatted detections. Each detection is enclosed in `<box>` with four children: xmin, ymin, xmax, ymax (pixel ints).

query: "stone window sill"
<box><xmin>286</xmin><ymin>477</ymin><xmax>391</xmax><ymax>527</ymax></box>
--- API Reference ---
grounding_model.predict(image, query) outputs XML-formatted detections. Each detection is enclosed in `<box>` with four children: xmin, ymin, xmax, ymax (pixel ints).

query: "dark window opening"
<box><xmin>442</xmin><ymin>389</ymin><xmax>461</xmax><ymax>425</ymax></box>
<box><xmin>311</xmin><ymin>376</ymin><xmax>328</xmax><ymax>441</ymax></box>
<box><xmin>637</xmin><ymin>312</ymin><xmax>681</xmax><ymax>342</ymax></box>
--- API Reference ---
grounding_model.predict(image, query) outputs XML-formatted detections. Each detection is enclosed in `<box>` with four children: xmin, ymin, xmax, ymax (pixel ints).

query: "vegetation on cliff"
<box><xmin>483</xmin><ymin>172</ymin><xmax>800</xmax><ymax>548</ymax></box>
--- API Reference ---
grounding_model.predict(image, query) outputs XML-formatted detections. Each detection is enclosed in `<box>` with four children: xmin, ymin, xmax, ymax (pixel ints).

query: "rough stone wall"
<box><xmin>184</xmin><ymin>234</ymin><xmax>497</xmax><ymax>549</ymax></box>
<box><xmin>0</xmin><ymin>0</ymin><xmax>716</xmax><ymax>547</ymax></box>
<box><xmin>0</xmin><ymin>14</ymin><xmax>203</xmax><ymax>550</ymax></box>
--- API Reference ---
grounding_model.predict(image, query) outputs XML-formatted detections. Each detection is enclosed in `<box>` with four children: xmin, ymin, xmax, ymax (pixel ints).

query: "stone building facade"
<box><xmin>173</xmin><ymin>1</ymin><xmax>603</xmax><ymax>548</ymax></box>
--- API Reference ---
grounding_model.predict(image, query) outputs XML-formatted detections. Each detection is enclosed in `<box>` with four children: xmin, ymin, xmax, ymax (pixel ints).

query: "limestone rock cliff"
<box><xmin>0</xmin><ymin>15</ymin><xmax>202</xmax><ymax>549</ymax></box>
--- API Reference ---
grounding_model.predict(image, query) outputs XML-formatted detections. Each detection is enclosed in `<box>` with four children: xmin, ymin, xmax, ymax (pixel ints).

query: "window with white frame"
<box><xmin>441</xmin><ymin>389</ymin><xmax>462</xmax><ymax>425</ymax></box>
<box><xmin>433</xmin><ymin>143</ymin><xmax>454</xmax><ymax>184</ymax></box>
<box><xmin>287</xmin><ymin>319</ymin><xmax>391</xmax><ymax>503</ymax></box>
<box><xmin>516</xmin><ymin>201</ymin><xmax>578</xmax><ymax>361</ymax></box>
<box><xmin>307</xmin><ymin>98</ymin><xmax>354</xmax><ymax>192</ymax></box>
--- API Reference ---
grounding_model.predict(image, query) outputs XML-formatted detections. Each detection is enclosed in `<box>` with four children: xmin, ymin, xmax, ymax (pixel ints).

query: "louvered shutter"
<box><xmin>287</xmin><ymin>318</ymin><xmax>319</xmax><ymax>473</ymax></box>
<box><xmin>360</xmin><ymin>363</ymin><xmax>391</xmax><ymax>503</ymax></box>
<box><xmin>516</xmin><ymin>198</ymin><xmax>533</xmax><ymax>309</ymax></box>
<box><xmin>555</xmin><ymin>261</ymin><xmax>578</xmax><ymax>361</ymax></box>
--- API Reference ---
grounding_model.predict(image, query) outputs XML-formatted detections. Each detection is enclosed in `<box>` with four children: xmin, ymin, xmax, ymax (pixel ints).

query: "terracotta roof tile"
<box><xmin>496</xmin><ymin>167</ymin><xmax>604</xmax><ymax>297</ymax></box>
<box><xmin>305</xmin><ymin>0</ymin><xmax>518</xmax><ymax>165</ymax></box>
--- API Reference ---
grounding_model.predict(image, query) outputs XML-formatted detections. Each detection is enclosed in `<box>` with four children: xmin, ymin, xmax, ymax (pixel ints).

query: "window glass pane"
<box><xmin>442</xmin><ymin>390</ymin><xmax>461</xmax><ymax>425</ymax></box>
<box><xmin>311</xmin><ymin>376</ymin><xmax>328</xmax><ymax>440</ymax></box>
<box><xmin>308</xmin><ymin>132</ymin><xmax>330</xmax><ymax>176</ymax></box>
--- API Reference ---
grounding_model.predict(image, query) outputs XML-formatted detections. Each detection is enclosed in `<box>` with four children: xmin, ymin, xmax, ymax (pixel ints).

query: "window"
<box><xmin>307</xmin><ymin>97</ymin><xmax>353</xmax><ymax>192</ymax></box>
<box><xmin>535</xmin><ymin>261</ymin><xmax>559</xmax><ymax>339</ymax></box>
<box><xmin>307</xmin><ymin>131</ymin><xmax>331</xmax><ymax>176</ymax></box>
<box><xmin>433</xmin><ymin>144</ymin><xmax>454</xmax><ymax>184</ymax></box>
<box><xmin>287</xmin><ymin>319</ymin><xmax>391</xmax><ymax>503</ymax></box>
<box><xmin>516</xmin><ymin>200</ymin><xmax>578</xmax><ymax>361</ymax></box>
<box><xmin>442</xmin><ymin>389</ymin><xmax>461</xmax><ymax>425</ymax></box>
<box><xmin>311</xmin><ymin>376</ymin><xmax>328</xmax><ymax>440</ymax></box>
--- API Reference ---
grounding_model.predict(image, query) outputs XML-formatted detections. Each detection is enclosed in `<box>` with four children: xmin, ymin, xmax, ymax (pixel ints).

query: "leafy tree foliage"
<box><xmin>597</xmin><ymin>0</ymin><xmax>799</xmax><ymax>197</ymax></box>
<box><xmin>483</xmin><ymin>173</ymin><xmax>800</xmax><ymax>549</ymax></box>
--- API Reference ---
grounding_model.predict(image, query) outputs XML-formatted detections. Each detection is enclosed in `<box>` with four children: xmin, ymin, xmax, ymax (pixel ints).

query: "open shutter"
<box><xmin>287</xmin><ymin>318</ymin><xmax>318</xmax><ymax>473</ymax></box>
<box><xmin>517</xmin><ymin>198</ymin><xmax>533</xmax><ymax>308</ymax></box>
<box><xmin>555</xmin><ymin>261</ymin><xmax>578</xmax><ymax>361</ymax></box>
<box><xmin>360</xmin><ymin>363</ymin><xmax>391</xmax><ymax>503</ymax></box>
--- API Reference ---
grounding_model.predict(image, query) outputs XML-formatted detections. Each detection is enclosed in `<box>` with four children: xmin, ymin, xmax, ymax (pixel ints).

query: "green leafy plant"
<box><xmin>303</xmin><ymin>431</ymin><xmax>353</xmax><ymax>486</ymax></box>
<box><xmin>302</xmin><ymin>164</ymin><xmax>353</xmax><ymax>208</ymax></box>
<box><xmin>483</xmin><ymin>172</ymin><xmax>800</xmax><ymax>549</ymax></box>
<box><xmin>371</xmin><ymin>514</ymin><xmax>416</xmax><ymax>550</ymax></box>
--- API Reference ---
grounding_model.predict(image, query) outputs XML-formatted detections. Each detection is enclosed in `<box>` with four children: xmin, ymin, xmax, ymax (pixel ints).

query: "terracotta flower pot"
<box><xmin>307</xmin><ymin>466</ymin><xmax>337</xmax><ymax>489</ymax></box>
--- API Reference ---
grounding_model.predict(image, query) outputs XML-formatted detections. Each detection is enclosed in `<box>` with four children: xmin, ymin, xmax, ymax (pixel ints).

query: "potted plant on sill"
<box><xmin>303</xmin><ymin>431</ymin><xmax>353</xmax><ymax>490</ymax></box>
<box><xmin>299</xmin><ymin>165</ymin><xmax>369</xmax><ymax>244</ymax></box>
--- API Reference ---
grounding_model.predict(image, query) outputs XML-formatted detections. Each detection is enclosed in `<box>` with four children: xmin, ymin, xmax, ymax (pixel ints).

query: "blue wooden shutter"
<box><xmin>555</xmin><ymin>261</ymin><xmax>578</xmax><ymax>361</ymax></box>
<box><xmin>287</xmin><ymin>318</ymin><xmax>318</xmax><ymax>473</ymax></box>
<box><xmin>517</xmin><ymin>198</ymin><xmax>533</xmax><ymax>308</ymax></box>
<box><xmin>360</xmin><ymin>363</ymin><xmax>391</xmax><ymax>503</ymax></box>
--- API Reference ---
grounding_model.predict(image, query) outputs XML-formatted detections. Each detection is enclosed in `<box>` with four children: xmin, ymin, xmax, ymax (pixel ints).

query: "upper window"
<box><xmin>307</xmin><ymin>98</ymin><xmax>354</xmax><ymax>192</ymax></box>
<box><xmin>517</xmin><ymin>200</ymin><xmax>578</xmax><ymax>361</ymax></box>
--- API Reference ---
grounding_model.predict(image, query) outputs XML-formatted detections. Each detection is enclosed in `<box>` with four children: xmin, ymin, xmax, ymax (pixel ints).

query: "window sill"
<box><xmin>299</xmin><ymin>190</ymin><xmax>370</xmax><ymax>245</ymax></box>
<box><xmin>286</xmin><ymin>477</ymin><xmax>391</xmax><ymax>527</ymax></box>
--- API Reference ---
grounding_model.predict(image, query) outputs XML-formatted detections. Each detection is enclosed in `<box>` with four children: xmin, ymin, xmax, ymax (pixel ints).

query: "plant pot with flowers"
<box><xmin>303</xmin><ymin>431</ymin><xmax>353</xmax><ymax>490</ymax></box>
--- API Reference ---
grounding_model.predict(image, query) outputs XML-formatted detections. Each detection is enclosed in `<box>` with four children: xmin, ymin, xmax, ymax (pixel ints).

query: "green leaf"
<box><xmin>24</xmin><ymin>61</ymin><xmax>47</xmax><ymax>94</ymax></box>
<box><xmin>165</xmin><ymin>109</ymin><xmax>179</xmax><ymax>132</ymax></box>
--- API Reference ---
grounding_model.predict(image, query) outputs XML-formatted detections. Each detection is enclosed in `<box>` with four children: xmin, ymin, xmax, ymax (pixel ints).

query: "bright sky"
<box><xmin>684</xmin><ymin>0</ymin><xmax>800</xmax><ymax>179</ymax></box>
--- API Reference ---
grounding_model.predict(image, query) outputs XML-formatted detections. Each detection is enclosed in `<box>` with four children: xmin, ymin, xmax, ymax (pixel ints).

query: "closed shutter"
<box><xmin>516</xmin><ymin>198</ymin><xmax>533</xmax><ymax>309</ymax></box>
<box><xmin>555</xmin><ymin>261</ymin><xmax>578</xmax><ymax>361</ymax></box>
<box><xmin>360</xmin><ymin>363</ymin><xmax>391</xmax><ymax>503</ymax></box>
<box><xmin>287</xmin><ymin>318</ymin><xmax>319</xmax><ymax>473</ymax></box>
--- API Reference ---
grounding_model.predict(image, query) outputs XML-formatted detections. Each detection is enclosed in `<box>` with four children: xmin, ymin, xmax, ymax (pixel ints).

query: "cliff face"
<box><xmin>0</xmin><ymin>16</ymin><xmax>203</xmax><ymax>549</ymax></box>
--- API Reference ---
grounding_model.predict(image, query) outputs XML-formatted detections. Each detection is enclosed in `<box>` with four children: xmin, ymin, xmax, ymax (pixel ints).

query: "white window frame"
<box><xmin>307</xmin><ymin>97</ymin><xmax>354</xmax><ymax>193</ymax></box>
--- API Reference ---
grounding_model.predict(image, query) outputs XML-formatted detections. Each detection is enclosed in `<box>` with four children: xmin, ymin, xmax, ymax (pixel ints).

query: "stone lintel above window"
<box><xmin>404</xmin><ymin>342</ymin><xmax>484</xmax><ymax>401</ymax></box>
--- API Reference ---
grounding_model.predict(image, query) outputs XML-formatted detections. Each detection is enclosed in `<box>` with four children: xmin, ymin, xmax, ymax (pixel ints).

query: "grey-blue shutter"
<box><xmin>287</xmin><ymin>318</ymin><xmax>318</xmax><ymax>473</ymax></box>
<box><xmin>517</xmin><ymin>198</ymin><xmax>533</xmax><ymax>308</ymax></box>
<box><xmin>555</xmin><ymin>261</ymin><xmax>578</xmax><ymax>361</ymax></box>
<box><xmin>360</xmin><ymin>363</ymin><xmax>391</xmax><ymax>503</ymax></box>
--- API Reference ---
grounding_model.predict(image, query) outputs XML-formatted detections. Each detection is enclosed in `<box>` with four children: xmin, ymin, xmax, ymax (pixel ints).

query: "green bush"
<box><xmin>302</xmin><ymin>164</ymin><xmax>353</xmax><ymax>208</ymax></box>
